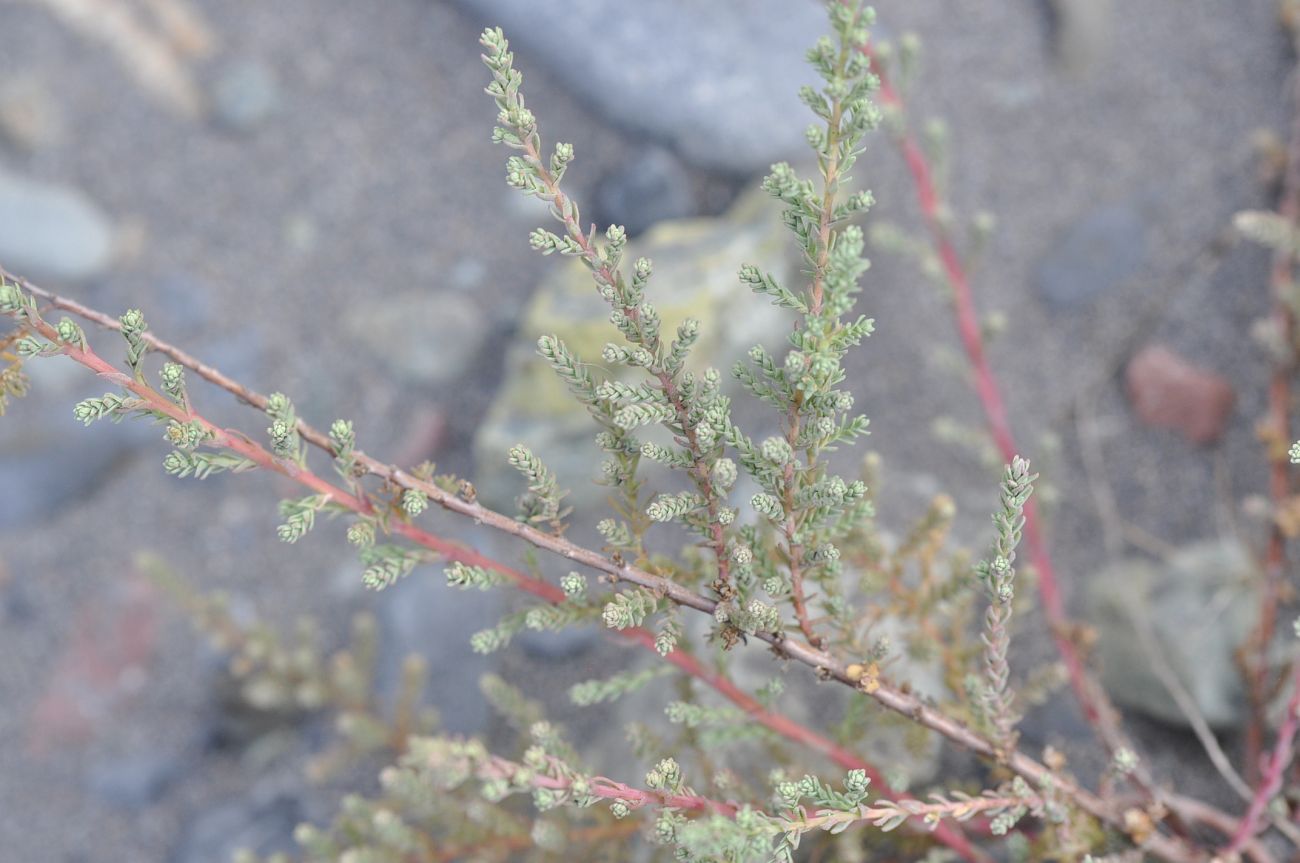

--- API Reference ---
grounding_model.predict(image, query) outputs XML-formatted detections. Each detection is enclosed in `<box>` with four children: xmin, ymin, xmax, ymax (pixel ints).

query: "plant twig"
<box><xmin>1243</xmin><ymin>47</ymin><xmax>1300</xmax><ymax>781</ymax></box>
<box><xmin>1</xmin><ymin>271</ymin><xmax>1212</xmax><ymax>861</ymax></box>
<box><xmin>779</xmin><ymin>12</ymin><xmax>857</xmax><ymax>652</ymax></box>
<box><xmin>852</xmin><ymin>31</ymin><xmax>1185</xmax><ymax>824</ymax></box>
<box><xmin>4</xmin><ymin>271</ymin><xmax>995</xmax><ymax>862</ymax></box>
<box><xmin>431</xmin><ymin>819</ymin><xmax>641</xmax><ymax>863</ymax></box>
<box><xmin>427</xmin><ymin>743</ymin><xmax>1023</xmax><ymax>845</ymax></box>
<box><xmin>1134</xmin><ymin>613</ymin><xmax>1252</xmax><ymax>802</ymax></box>
<box><xmin>1161</xmin><ymin>792</ymin><xmax>1279</xmax><ymax>863</ymax></box>
<box><xmin>1223</xmin><ymin>665</ymin><xmax>1300</xmax><ymax>858</ymax></box>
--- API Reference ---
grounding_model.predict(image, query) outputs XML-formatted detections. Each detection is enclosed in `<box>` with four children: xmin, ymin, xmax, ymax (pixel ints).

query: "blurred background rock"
<box><xmin>0</xmin><ymin>0</ymin><xmax>1291</xmax><ymax>859</ymax></box>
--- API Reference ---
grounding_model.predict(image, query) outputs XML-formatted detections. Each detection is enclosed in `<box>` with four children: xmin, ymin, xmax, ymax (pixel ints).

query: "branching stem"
<box><xmin>2</xmin><ymin>271</ymin><xmax>1207</xmax><ymax>860</ymax></box>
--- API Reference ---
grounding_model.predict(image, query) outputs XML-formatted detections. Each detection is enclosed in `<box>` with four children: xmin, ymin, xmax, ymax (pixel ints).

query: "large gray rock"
<box><xmin>472</xmin><ymin>184</ymin><xmax>794</xmax><ymax>517</ymax></box>
<box><xmin>593</xmin><ymin>146</ymin><xmax>696</xmax><ymax>238</ymax></box>
<box><xmin>211</xmin><ymin>59</ymin><xmax>281</xmax><ymax>133</ymax></box>
<box><xmin>1086</xmin><ymin>540</ymin><xmax>1273</xmax><ymax>729</ymax></box>
<box><xmin>449</xmin><ymin>0</ymin><xmax>827</xmax><ymax>175</ymax></box>
<box><xmin>0</xmin><ymin>169</ymin><xmax>113</xmax><ymax>282</ymax></box>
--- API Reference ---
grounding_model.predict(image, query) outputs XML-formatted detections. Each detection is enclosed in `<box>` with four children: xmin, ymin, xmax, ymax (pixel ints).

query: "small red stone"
<box><xmin>26</xmin><ymin>578</ymin><xmax>158</xmax><ymax>755</ymax></box>
<box><xmin>1124</xmin><ymin>345</ymin><xmax>1236</xmax><ymax>445</ymax></box>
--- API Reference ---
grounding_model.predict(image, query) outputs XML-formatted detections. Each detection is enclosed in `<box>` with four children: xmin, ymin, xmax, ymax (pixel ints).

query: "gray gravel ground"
<box><xmin>0</xmin><ymin>0</ymin><xmax>1293</xmax><ymax>860</ymax></box>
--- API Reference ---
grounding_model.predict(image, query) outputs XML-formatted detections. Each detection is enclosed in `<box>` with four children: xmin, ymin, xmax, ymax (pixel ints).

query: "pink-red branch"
<box><xmin>1223</xmin><ymin>666</ymin><xmax>1300</xmax><ymax>856</ymax></box>
<box><xmin>2</xmin><ymin>276</ymin><xmax>1214</xmax><ymax>860</ymax></box>
<box><xmin>7</xmin><ymin>274</ymin><xmax>992</xmax><ymax>862</ymax></box>
<box><xmin>848</xmin><ymin>44</ymin><xmax>1204</xmax><ymax>829</ymax></box>
<box><xmin>863</xmin><ymin>48</ymin><xmax>1098</xmax><ymax>732</ymax></box>
<box><xmin>479</xmin><ymin>754</ymin><xmax>740</xmax><ymax>817</ymax></box>
<box><xmin>1244</xmin><ymin>49</ymin><xmax>1300</xmax><ymax>778</ymax></box>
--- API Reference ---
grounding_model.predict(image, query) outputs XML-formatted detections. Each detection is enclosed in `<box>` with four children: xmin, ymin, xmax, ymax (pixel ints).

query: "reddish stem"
<box><xmin>1246</xmin><ymin>64</ymin><xmax>1300</xmax><ymax>779</ymax></box>
<box><xmin>869</xmin><ymin>65</ymin><xmax>1095</xmax><ymax>725</ymax></box>
<box><xmin>1224</xmin><ymin>665</ymin><xmax>1300</xmax><ymax>856</ymax></box>
<box><xmin>8</xmin><ymin>277</ymin><xmax>1213</xmax><ymax>861</ymax></box>
<box><xmin>11</xmin><ymin>286</ymin><xmax>991</xmax><ymax>863</ymax></box>
<box><xmin>849</xmin><ymin>50</ymin><xmax>1182</xmax><ymax>796</ymax></box>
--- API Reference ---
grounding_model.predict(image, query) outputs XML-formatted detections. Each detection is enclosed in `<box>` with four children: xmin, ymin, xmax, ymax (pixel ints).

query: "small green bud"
<box><xmin>56</xmin><ymin>318</ymin><xmax>84</xmax><ymax>348</ymax></box>
<box><xmin>990</xmin><ymin>810</ymin><xmax>1021</xmax><ymax>836</ymax></box>
<box><xmin>645</xmin><ymin>757</ymin><xmax>681</xmax><ymax>791</ymax></box>
<box><xmin>1112</xmin><ymin>747</ymin><xmax>1139</xmax><ymax>776</ymax></box>
<box><xmin>329</xmin><ymin>419</ymin><xmax>354</xmax><ymax>453</ymax></box>
<box><xmin>561</xmin><ymin>572</ymin><xmax>586</xmax><ymax>598</ymax></box>
<box><xmin>0</xmin><ymin>280</ymin><xmax>27</xmax><ymax>313</ymax></box>
<box><xmin>119</xmin><ymin>308</ymin><xmax>146</xmax><ymax>333</ymax></box>
<box><xmin>776</xmin><ymin>781</ymin><xmax>802</xmax><ymax>810</ymax></box>
<box><xmin>162</xmin><ymin>451</ymin><xmax>188</xmax><ymax>475</ymax></box>
<box><xmin>268</xmin><ymin>419</ymin><xmax>295</xmax><ymax>456</ymax></box>
<box><xmin>761</xmin><ymin>436</ymin><xmax>793</xmax><ymax>465</ymax></box>
<box><xmin>401</xmin><ymin>488</ymin><xmax>428</xmax><ymax>516</ymax></box>
<box><xmin>347</xmin><ymin>521</ymin><xmax>375</xmax><ymax>548</ymax></box>
<box><xmin>751</xmin><ymin>492</ymin><xmax>783</xmax><ymax>520</ymax></box>
<box><xmin>745</xmin><ymin>598</ymin><xmax>780</xmax><ymax>632</ymax></box>
<box><xmin>529</xmin><ymin>228</ymin><xmax>560</xmax><ymax>253</ymax></box>
<box><xmin>160</xmin><ymin>362</ymin><xmax>185</xmax><ymax>395</ymax></box>
<box><xmin>15</xmin><ymin>336</ymin><xmax>48</xmax><ymax>357</ymax></box>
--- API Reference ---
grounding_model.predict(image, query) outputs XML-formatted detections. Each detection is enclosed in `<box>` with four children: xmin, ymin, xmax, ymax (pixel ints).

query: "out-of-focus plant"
<box><xmin>5</xmin><ymin>2</ymin><xmax>1300</xmax><ymax>861</ymax></box>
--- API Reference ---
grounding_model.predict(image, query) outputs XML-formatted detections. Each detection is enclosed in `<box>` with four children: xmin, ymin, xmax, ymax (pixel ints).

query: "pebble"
<box><xmin>0</xmin><ymin>169</ymin><xmax>113</xmax><ymax>282</ymax></box>
<box><xmin>0</xmin><ymin>361</ymin><xmax>151</xmax><ymax>531</ymax></box>
<box><xmin>593</xmin><ymin>147</ymin><xmax>695</xmax><ymax>238</ymax></box>
<box><xmin>515</xmin><ymin>624</ymin><xmax>599</xmax><ymax>661</ymax></box>
<box><xmin>1086</xmin><ymin>540</ymin><xmax>1265</xmax><ymax>729</ymax></box>
<box><xmin>1124</xmin><ymin>344</ymin><xmax>1235</xmax><ymax>445</ymax></box>
<box><xmin>0</xmin><ymin>77</ymin><xmax>59</xmax><ymax>152</ymax></box>
<box><xmin>152</xmin><ymin>272</ymin><xmax>216</xmax><ymax>334</ymax></box>
<box><xmin>0</xmin><ymin>441</ymin><xmax>136</xmax><ymax>530</ymax></box>
<box><xmin>1046</xmin><ymin>0</ymin><xmax>1114</xmax><ymax>73</ymax></box>
<box><xmin>346</xmin><ymin>290</ymin><xmax>490</xmax><ymax>387</ymax></box>
<box><xmin>1036</xmin><ymin>201</ymin><xmax>1146</xmax><ymax>312</ymax></box>
<box><xmin>449</xmin><ymin>0</ymin><xmax>826</xmax><ymax>174</ymax></box>
<box><xmin>171</xmin><ymin>791</ymin><xmax>302</xmax><ymax>863</ymax></box>
<box><xmin>211</xmin><ymin>60</ymin><xmax>280</xmax><ymax>133</ymax></box>
<box><xmin>449</xmin><ymin>257</ymin><xmax>487</xmax><ymax>292</ymax></box>
<box><xmin>374</xmin><ymin>544</ymin><xmax>497</xmax><ymax>734</ymax></box>
<box><xmin>86</xmin><ymin>750</ymin><xmax>184</xmax><ymax>809</ymax></box>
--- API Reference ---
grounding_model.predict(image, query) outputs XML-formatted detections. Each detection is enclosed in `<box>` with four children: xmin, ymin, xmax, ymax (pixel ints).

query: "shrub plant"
<box><xmin>4</xmin><ymin>2</ymin><xmax>1300</xmax><ymax>861</ymax></box>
